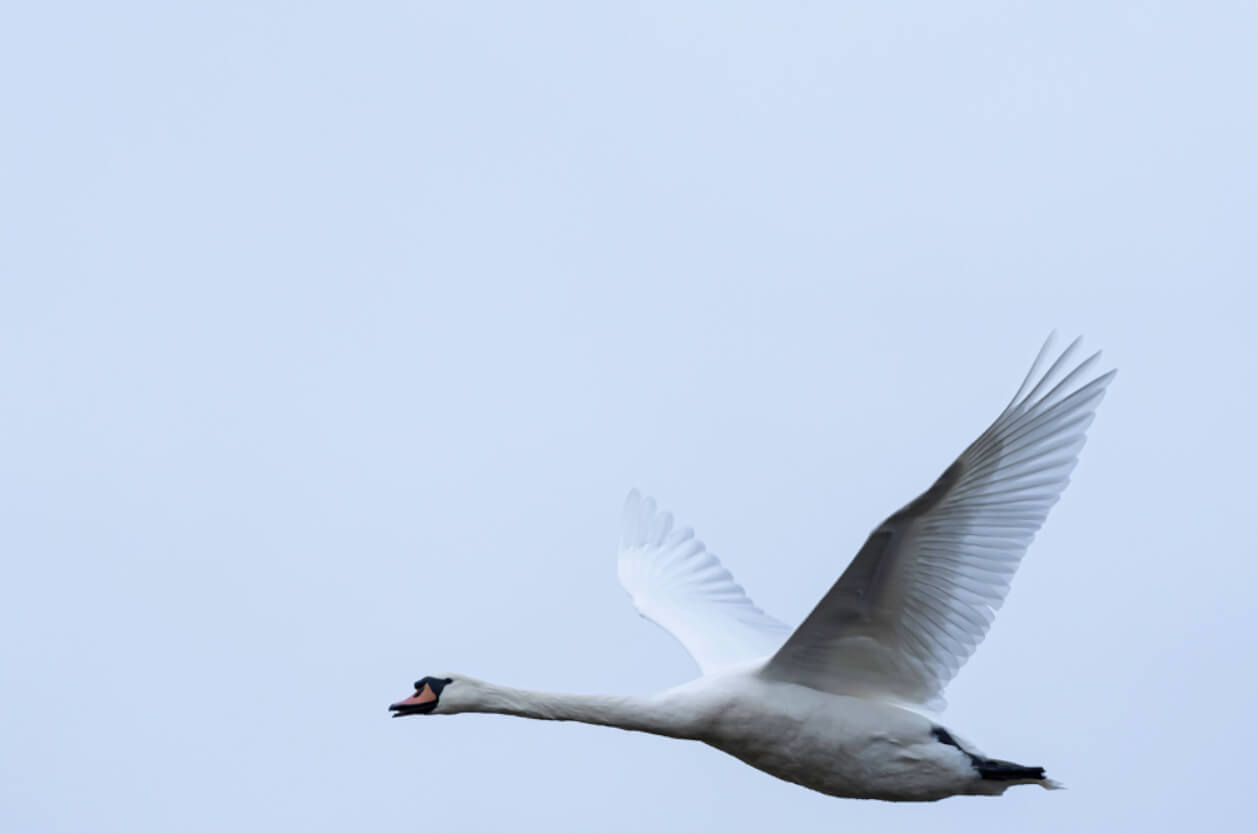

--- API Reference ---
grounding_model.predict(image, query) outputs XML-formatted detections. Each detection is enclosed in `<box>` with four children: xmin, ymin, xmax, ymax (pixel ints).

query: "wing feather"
<box><xmin>761</xmin><ymin>335</ymin><xmax>1114</xmax><ymax>708</ymax></box>
<box><xmin>618</xmin><ymin>491</ymin><xmax>790</xmax><ymax>675</ymax></box>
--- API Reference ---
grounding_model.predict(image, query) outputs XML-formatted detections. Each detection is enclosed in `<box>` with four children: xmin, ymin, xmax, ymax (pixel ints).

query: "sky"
<box><xmin>2</xmin><ymin>2</ymin><xmax>1256</xmax><ymax>831</ymax></box>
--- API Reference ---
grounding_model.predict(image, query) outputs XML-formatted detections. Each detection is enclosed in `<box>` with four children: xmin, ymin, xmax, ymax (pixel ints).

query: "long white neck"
<box><xmin>439</xmin><ymin>676</ymin><xmax>699</xmax><ymax>740</ymax></box>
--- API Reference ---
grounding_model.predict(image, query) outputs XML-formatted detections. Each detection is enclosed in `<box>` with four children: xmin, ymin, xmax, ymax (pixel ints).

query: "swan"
<box><xmin>390</xmin><ymin>335</ymin><xmax>1113</xmax><ymax>802</ymax></box>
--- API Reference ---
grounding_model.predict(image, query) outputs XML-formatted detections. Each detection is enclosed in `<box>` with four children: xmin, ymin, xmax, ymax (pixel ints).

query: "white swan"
<box><xmin>390</xmin><ymin>335</ymin><xmax>1114</xmax><ymax>802</ymax></box>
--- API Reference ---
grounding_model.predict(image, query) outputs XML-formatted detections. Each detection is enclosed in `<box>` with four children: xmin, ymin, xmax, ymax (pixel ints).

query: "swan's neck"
<box><xmin>444</xmin><ymin>677</ymin><xmax>698</xmax><ymax>739</ymax></box>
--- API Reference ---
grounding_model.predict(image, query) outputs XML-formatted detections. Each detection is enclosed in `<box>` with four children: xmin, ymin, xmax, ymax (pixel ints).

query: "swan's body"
<box><xmin>428</xmin><ymin>672</ymin><xmax>1020</xmax><ymax>801</ymax></box>
<box><xmin>392</xmin><ymin>336</ymin><xmax>1113</xmax><ymax>802</ymax></box>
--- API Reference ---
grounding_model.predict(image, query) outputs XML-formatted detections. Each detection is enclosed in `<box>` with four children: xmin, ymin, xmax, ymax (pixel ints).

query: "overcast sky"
<box><xmin>2</xmin><ymin>2</ymin><xmax>1256</xmax><ymax>831</ymax></box>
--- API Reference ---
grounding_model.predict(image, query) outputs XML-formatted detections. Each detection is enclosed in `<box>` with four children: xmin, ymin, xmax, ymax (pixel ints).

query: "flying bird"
<box><xmin>390</xmin><ymin>335</ymin><xmax>1113</xmax><ymax>801</ymax></box>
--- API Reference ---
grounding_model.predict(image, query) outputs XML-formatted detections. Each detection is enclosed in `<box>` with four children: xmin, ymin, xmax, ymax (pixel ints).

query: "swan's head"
<box><xmin>389</xmin><ymin>675</ymin><xmax>456</xmax><ymax>717</ymax></box>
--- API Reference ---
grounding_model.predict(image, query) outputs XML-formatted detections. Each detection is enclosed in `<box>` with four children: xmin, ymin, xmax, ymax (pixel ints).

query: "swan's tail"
<box><xmin>933</xmin><ymin>726</ymin><xmax>1062</xmax><ymax>792</ymax></box>
<box><xmin>974</xmin><ymin>759</ymin><xmax>1062</xmax><ymax>794</ymax></box>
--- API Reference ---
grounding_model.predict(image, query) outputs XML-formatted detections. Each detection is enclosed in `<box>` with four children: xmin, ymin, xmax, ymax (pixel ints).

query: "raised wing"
<box><xmin>619</xmin><ymin>490</ymin><xmax>791</xmax><ymax>675</ymax></box>
<box><xmin>761</xmin><ymin>335</ymin><xmax>1114</xmax><ymax>709</ymax></box>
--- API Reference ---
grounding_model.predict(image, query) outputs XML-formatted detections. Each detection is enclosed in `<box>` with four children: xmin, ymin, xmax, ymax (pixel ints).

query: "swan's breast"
<box><xmin>690</xmin><ymin>677</ymin><xmax>972</xmax><ymax>801</ymax></box>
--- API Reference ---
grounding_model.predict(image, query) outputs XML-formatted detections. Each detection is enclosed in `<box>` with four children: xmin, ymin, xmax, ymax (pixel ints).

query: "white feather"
<box><xmin>761</xmin><ymin>334</ymin><xmax>1115</xmax><ymax>708</ymax></box>
<box><xmin>617</xmin><ymin>490</ymin><xmax>790</xmax><ymax>674</ymax></box>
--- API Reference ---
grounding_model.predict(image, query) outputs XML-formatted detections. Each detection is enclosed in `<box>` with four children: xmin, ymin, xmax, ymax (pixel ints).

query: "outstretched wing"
<box><xmin>618</xmin><ymin>490</ymin><xmax>791</xmax><ymax>675</ymax></box>
<box><xmin>762</xmin><ymin>335</ymin><xmax>1115</xmax><ymax>709</ymax></box>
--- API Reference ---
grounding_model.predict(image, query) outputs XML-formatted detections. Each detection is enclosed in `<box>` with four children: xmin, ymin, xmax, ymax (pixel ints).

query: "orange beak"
<box><xmin>389</xmin><ymin>683</ymin><xmax>439</xmax><ymax>717</ymax></box>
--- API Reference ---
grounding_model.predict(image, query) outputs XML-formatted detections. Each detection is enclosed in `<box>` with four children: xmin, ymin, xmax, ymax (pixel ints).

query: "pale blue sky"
<box><xmin>2</xmin><ymin>2</ymin><xmax>1255</xmax><ymax>831</ymax></box>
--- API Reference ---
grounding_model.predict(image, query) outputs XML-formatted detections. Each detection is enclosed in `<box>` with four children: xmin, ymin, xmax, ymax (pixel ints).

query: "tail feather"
<box><xmin>933</xmin><ymin>726</ymin><xmax>1058</xmax><ymax>789</ymax></box>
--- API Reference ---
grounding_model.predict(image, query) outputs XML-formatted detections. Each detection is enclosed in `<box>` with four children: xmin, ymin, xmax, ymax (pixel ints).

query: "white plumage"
<box><xmin>391</xmin><ymin>335</ymin><xmax>1112</xmax><ymax>802</ymax></box>
<box><xmin>763</xmin><ymin>335</ymin><xmax>1114</xmax><ymax>709</ymax></box>
<box><xmin>618</xmin><ymin>491</ymin><xmax>790</xmax><ymax>674</ymax></box>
